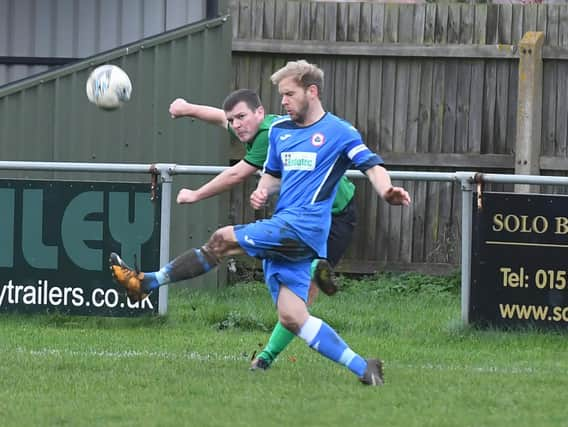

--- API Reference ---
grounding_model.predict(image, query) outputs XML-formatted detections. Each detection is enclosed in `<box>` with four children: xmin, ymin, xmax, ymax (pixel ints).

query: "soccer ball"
<box><xmin>86</xmin><ymin>64</ymin><xmax>132</xmax><ymax>110</ymax></box>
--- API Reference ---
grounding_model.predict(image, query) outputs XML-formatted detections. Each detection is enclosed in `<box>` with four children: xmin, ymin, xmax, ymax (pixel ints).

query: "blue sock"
<box><xmin>298</xmin><ymin>316</ymin><xmax>367</xmax><ymax>377</ymax></box>
<box><xmin>142</xmin><ymin>265</ymin><xmax>172</xmax><ymax>291</ymax></box>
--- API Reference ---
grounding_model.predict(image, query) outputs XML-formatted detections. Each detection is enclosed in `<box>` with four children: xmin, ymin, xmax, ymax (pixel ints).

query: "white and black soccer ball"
<box><xmin>86</xmin><ymin>64</ymin><xmax>132</xmax><ymax>110</ymax></box>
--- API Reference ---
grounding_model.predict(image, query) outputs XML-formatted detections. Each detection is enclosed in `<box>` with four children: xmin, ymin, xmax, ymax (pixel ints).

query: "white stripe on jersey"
<box><xmin>347</xmin><ymin>144</ymin><xmax>368</xmax><ymax>159</ymax></box>
<box><xmin>311</xmin><ymin>156</ymin><xmax>339</xmax><ymax>204</ymax></box>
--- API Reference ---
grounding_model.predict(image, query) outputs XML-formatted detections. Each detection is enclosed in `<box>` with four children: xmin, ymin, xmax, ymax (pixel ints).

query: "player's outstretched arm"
<box><xmin>250</xmin><ymin>173</ymin><xmax>281</xmax><ymax>210</ymax></box>
<box><xmin>365</xmin><ymin>165</ymin><xmax>411</xmax><ymax>206</ymax></box>
<box><xmin>169</xmin><ymin>97</ymin><xmax>228</xmax><ymax>128</ymax></box>
<box><xmin>177</xmin><ymin>160</ymin><xmax>259</xmax><ymax>204</ymax></box>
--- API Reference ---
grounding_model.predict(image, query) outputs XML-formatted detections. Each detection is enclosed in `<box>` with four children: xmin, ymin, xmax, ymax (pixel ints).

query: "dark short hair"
<box><xmin>222</xmin><ymin>89</ymin><xmax>262</xmax><ymax>112</ymax></box>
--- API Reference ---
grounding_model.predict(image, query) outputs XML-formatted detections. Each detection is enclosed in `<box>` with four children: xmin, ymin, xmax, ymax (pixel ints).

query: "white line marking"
<box><xmin>2</xmin><ymin>347</ymin><xmax>559</xmax><ymax>375</ymax></box>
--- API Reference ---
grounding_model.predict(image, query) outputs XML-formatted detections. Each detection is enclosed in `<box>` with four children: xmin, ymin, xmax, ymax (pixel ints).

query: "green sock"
<box><xmin>310</xmin><ymin>259</ymin><xmax>318</xmax><ymax>278</ymax></box>
<box><xmin>257</xmin><ymin>321</ymin><xmax>296</xmax><ymax>364</ymax></box>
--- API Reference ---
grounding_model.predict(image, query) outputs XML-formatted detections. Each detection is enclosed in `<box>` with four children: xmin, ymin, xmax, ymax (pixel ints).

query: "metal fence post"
<box><xmin>157</xmin><ymin>164</ymin><xmax>175</xmax><ymax>316</ymax></box>
<box><xmin>457</xmin><ymin>172</ymin><xmax>475</xmax><ymax>325</ymax></box>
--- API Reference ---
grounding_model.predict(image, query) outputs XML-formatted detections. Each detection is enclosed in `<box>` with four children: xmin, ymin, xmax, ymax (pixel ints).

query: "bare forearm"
<box><xmin>256</xmin><ymin>173</ymin><xmax>281</xmax><ymax>196</ymax></box>
<box><xmin>365</xmin><ymin>165</ymin><xmax>412</xmax><ymax>206</ymax></box>
<box><xmin>194</xmin><ymin>168</ymin><xmax>249</xmax><ymax>201</ymax></box>
<box><xmin>169</xmin><ymin>98</ymin><xmax>227</xmax><ymax>128</ymax></box>
<box><xmin>365</xmin><ymin>165</ymin><xmax>392</xmax><ymax>198</ymax></box>
<box><xmin>250</xmin><ymin>173</ymin><xmax>281</xmax><ymax>209</ymax></box>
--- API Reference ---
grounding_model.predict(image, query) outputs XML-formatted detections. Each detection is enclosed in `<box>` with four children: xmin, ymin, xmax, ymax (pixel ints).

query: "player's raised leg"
<box><xmin>109</xmin><ymin>226</ymin><xmax>242</xmax><ymax>301</ymax></box>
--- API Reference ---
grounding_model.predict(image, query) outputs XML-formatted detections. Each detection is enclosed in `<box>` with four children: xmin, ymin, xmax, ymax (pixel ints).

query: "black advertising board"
<box><xmin>471</xmin><ymin>191</ymin><xmax>568</xmax><ymax>328</ymax></box>
<box><xmin>0</xmin><ymin>179</ymin><xmax>160</xmax><ymax>316</ymax></box>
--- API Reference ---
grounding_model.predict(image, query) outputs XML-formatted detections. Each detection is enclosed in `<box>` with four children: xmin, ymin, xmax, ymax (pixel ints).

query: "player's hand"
<box><xmin>382</xmin><ymin>186</ymin><xmax>411</xmax><ymax>206</ymax></box>
<box><xmin>250</xmin><ymin>188</ymin><xmax>268</xmax><ymax>210</ymax></box>
<box><xmin>176</xmin><ymin>188</ymin><xmax>199</xmax><ymax>204</ymax></box>
<box><xmin>169</xmin><ymin>98</ymin><xmax>191</xmax><ymax>119</ymax></box>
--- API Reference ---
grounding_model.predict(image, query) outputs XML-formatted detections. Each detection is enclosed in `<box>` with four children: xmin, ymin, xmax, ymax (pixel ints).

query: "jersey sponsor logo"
<box><xmin>279</xmin><ymin>133</ymin><xmax>292</xmax><ymax>141</ymax></box>
<box><xmin>311</xmin><ymin>133</ymin><xmax>325</xmax><ymax>147</ymax></box>
<box><xmin>281</xmin><ymin>152</ymin><xmax>317</xmax><ymax>170</ymax></box>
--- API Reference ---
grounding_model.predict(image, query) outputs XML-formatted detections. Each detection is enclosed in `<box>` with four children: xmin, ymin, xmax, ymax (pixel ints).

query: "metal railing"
<box><xmin>3</xmin><ymin>160</ymin><xmax>568</xmax><ymax>321</ymax></box>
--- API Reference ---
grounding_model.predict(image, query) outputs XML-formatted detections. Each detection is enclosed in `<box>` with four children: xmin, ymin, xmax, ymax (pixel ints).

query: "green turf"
<box><xmin>1</xmin><ymin>273</ymin><xmax>566</xmax><ymax>427</ymax></box>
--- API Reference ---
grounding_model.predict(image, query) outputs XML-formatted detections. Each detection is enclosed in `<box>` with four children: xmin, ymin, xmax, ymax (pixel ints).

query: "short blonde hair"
<box><xmin>270</xmin><ymin>60</ymin><xmax>324</xmax><ymax>96</ymax></box>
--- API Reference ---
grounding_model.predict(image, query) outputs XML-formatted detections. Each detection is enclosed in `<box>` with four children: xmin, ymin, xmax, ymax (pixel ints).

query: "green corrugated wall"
<box><xmin>0</xmin><ymin>15</ymin><xmax>233</xmax><ymax>290</ymax></box>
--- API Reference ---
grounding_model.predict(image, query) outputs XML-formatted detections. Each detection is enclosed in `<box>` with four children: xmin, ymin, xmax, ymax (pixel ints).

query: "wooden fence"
<box><xmin>225</xmin><ymin>1</ymin><xmax>568</xmax><ymax>275</ymax></box>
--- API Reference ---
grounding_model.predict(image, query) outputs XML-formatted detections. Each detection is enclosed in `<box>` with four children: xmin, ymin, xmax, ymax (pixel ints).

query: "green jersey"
<box><xmin>228</xmin><ymin>114</ymin><xmax>355</xmax><ymax>214</ymax></box>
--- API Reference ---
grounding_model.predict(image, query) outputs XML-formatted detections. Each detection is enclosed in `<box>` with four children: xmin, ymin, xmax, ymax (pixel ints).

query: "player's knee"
<box><xmin>278</xmin><ymin>313</ymin><xmax>301</xmax><ymax>334</ymax></box>
<box><xmin>205</xmin><ymin>227</ymin><xmax>235</xmax><ymax>257</ymax></box>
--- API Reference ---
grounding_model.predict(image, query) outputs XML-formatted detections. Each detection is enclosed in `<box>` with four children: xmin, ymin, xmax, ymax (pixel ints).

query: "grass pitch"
<box><xmin>1</xmin><ymin>273</ymin><xmax>567</xmax><ymax>427</ymax></box>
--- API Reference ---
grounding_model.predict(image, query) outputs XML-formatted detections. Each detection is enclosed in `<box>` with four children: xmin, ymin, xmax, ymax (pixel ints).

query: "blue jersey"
<box><xmin>264</xmin><ymin>112</ymin><xmax>383</xmax><ymax>257</ymax></box>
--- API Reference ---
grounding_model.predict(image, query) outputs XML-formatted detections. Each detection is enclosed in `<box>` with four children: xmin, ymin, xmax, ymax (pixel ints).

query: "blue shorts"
<box><xmin>234</xmin><ymin>217</ymin><xmax>317</xmax><ymax>303</ymax></box>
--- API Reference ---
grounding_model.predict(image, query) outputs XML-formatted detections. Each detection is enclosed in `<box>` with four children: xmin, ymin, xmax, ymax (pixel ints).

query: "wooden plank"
<box><xmin>324</xmin><ymin>1</ymin><xmax>337</xmax><ymax>42</ymax></box>
<box><xmin>344</xmin><ymin>59</ymin><xmax>358</xmax><ymax>124</ymax></box>
<box><xmin>273</xmin><ymin>0</ymin><xmax>286</xmax><ymax>39</ymax></box>
<box><xmin>335</xmin><ymin>260</ymin><xmax>458</xmax><ymax>276</ymax></box>
<box><xmin>556</xmin><ymin>6</ymin><xmax>568</xmax><ymax>158</ymax></box>
<box><xmin>384</xmin><ymin>4</ymin><xmax>399</xmax><ymax>43</ymax></box>
<box><xmin>406</xmin><ymin>5</ymin><xmax>424</xmax><ymax>154</ymax></box>
<box><xmin>456</xmin><ymin>5</ymin><xmax>473</xmax><ymax>154</ymax></box>
<box><xmin>474</xmin><ymin>3</ymin><xmax>487</xmax><ymax>44</ymax></box>
<box><xmin>413</xmin><ymin>3</ymin><xmax>426</xmax><ymax>44</ymax></box>
<box><xmin>447</xmin><ymin>3</ymin><xmax>460</xmax><ymax>44</ymax></box>
<box><xmin>524</xmin><ymin>4</ymin><xmax>539</xmax><ymax>33</ymax></box>
<box><xmin>469</xmin><ymin>3</ymin><xmax>486</xmax><ymax>154</ymax></box>
<box><xmin>237</xmin><ymin>0</ymin><xmax>251</xmax><ymax>40</ymax></box>
<box><xmin>411</xmin><ymin>180</ymin><xmax>427</xmax><ymax>262</ymax></box>
<box><xmin>333</xmin><ymin>57</ymin><xmax>346</xmax><ymax>118</ymax></box>
<box><xmin>429</xmin><ymin>59</ymin><xmax>445</xmax><ymax>153</ymax></box>
<box><xmin>442</xmin><ymin>4</ymin><xmax>460</xmax><ymax>154</ymax></box>
<box><xmin>406</xmin><ymin>59</ymin><xmax>420</xmax><ymax>154</ymax></box>
<box><xmin>370</xmin><ymin>3</ymin><xmax>385</xmax><ymax>44</ymax></box>
<box><xmin>377</xmin><ymin>186</ymin><xmax>390</xmax><ymax>264</ymax></box>
<box><xmin>417</xmin><ymin>57</ymin><xmax>433</xmax><ymax>155</ymax></box>
<box><xmin>435</xmin><ymin>3</ymin><xmax>449</xmax><ymax>44</ymax></box>
<box><xmin>482</xmin><ymin>58</ymin><xmax>497</xmax><ymax>154</ymax></box>
<box><xmin>511</xmin><ymin>3</ymin><xmax>524</xmax><ymax>44</ymax></box>
<box><xmin>337</xmin><ymin>2</ymin><xmax>348</xmax><ymax>42</ymax></box>
<box><xmin>309</xmin><ymin>1</ymin><xmax>325</xmax><ymax>41</ymax></box>
<box><xmin>262</xmin><ymin>0</ymin><xmax>275</xmax><ymax>39</ymax></box>
<box><xmin>299</xmin><ymin>1</ymin><xmax>310</xmax><ymax>40</ymax></box>
<box><xmin>537</xmin><ymin>3</ymin><xmax>547</xmax><ymax>39</ymax></box>
<box><xmin>231</xmin><ymin>39</ymin><xmax>520</xmax><ymax>58</ymax></box>
<box><xmin>347</xmin><ymin>2</ymin><xmax>361</xmax><ymax>42</ymax></box>
<box><xmin>424</xmin><ymin>181</ymin><xmax>441</xmax><ymax>264</ymax></box>
<box><xmin>486</xmin><ymin>4</ymin><xmax>498</xmax><ymax>44</ymax></box>
<box><xmin>359</xmin><ymin>2</ymin><xmax>372</xmax><ymax>43</ymax></box>
<box><xmin>380</xmin><ymin>58</ymin><xmax>396</xmax><ymax>153</ymax></box>
<box><xmin>251</xmin><ymin>0</ymin><xmax>263</xmax><ymax>40</ymax></box>
<box><xmin>285</xmin><ymin>0</ymin><xmax>300</xmax><ymax>40</ymax></box>
<box><xmin>381</xmin><ymin>152</ymin><xmax>514</xmax><ymax>169</ymax></box>
<box><xmin>229</xmin><ymin>0</ymin><xmax>240</xmax><ymax>40</ymax></box>
<box><xmin>495</xmin><ymin>5</ymin><xmax>512</xmax><ymax>156</ymax></box>
<box><xmin>542</xmin><ymin>6</ymin><xmax>559</xmax><ymax>156</ymax></box>
<box><xmin>259</xmin><ymin>57</ymin><xmax>275</xmax><ymax>116</ymax></box>
<box><xmin>362</xmin><ymin>182</ymin><xmax>379</xmax><ymax>261</ymax></box>
<box><xmin>393</xmin><ymin>56</ymin><xmax>409</xmax><ymax>152</ymax></box>
<box><xmin>399</xmin><ymin>179</ymin><xmax>414</xmax><ymax>264</ymax></box>
<box><xmin>366</xmin><ymin>57</ymin><xmax>383</xmax><ymax>152</ymax></box>
<box><xmin>356</xmin><ymin>58</ymin><xmax>370</xmax><ymax>141</ymax></box>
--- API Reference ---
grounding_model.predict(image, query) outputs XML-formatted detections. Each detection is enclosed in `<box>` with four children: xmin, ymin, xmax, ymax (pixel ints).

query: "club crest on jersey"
<box><xmin>311</xmin><ymin>133</ymin><xmax>325</xmax><ymax>147</ymax></box>
<box><xmin>281</xmin><ymin>152</ymin><xmax>317</xmax><ymax>170</ymax></box>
